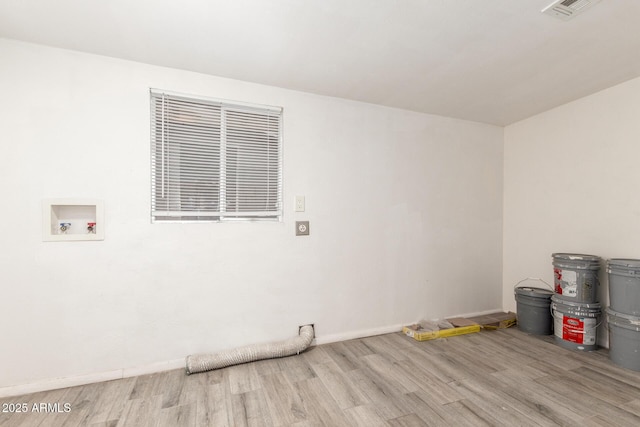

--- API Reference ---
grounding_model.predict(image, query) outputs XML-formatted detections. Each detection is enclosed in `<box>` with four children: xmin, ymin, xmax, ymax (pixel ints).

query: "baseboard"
<box><xmin>313</xmin><ymin>324</ymin><xmax>406</xmax><ymax>345</ymax></box>
<box><xmin>0</xmin><ymin>358</ymin><xmax>185</xmax><ymax>399</ymax></box>
<box><xmin>0</xmin><ymin>309</ymin><xmax>505</xmax><ymax>398</ymax></box>
<box><xmin>122</xmin><ymin>358</ymin><xmax>185</xmax><ymax>378</ymax></box>
<box><xmin>452</xmin><ymin>308</ymin><xmax>507</xmax><ymax>318</ymax></box>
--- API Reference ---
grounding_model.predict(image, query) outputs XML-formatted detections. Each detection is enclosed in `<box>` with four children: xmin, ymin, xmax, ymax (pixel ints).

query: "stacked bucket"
<box><xmin>514</xmin><ymin>279</ymin><xmax>554</xmax><ymax>335</ymax></box>
<box><xmin>606</xmin><ymin>259</ymin><xmax>640</xmax><ymax>371</ymax></box>
<box><xmin>551</xmin><ymin>253</ymin><xmax>602</xmax><ymax>351</ymax></box>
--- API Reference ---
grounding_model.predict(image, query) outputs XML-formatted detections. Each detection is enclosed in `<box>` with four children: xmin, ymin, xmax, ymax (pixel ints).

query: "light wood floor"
<box><xmin>2</xmin><ymin>327</ymin><xmax>640</xmax><ymax>426</ymax></box>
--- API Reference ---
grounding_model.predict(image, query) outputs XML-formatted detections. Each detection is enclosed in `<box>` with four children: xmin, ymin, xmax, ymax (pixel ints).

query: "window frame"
<box><xmin>150</xmin><ymin>89</ymin><xmax>283</xmax><ymax>223</ymax></box>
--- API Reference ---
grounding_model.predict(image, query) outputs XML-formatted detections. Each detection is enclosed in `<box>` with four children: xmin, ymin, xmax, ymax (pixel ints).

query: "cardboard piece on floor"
<box><xmin>466</xmin><ymin>311</ymin><xmax>517</xmax><ymax>329</ymax></box>
<box><xmin>447</xmin><ymin>317</ymin><xmax>479</xmax><ymax>328</ymax></box>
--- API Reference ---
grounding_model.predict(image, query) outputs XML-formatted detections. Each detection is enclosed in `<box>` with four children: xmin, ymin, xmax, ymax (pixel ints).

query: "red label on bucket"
<box><xmin>562</xmin><ymin>316</ymin><xmax>584</xmax><ymax>343</ymax></box>
<box><xmin>554</xmin><ymin>268</ymin><xmax>563</xmax><ymax>294</ymax></box>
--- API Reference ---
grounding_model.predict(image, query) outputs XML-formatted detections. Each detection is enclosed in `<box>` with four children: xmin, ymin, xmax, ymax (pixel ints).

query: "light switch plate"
<box><xmin>296</xmin><ymin>221</ymin><xmax>309</xmax><ymax>236</ymax></box>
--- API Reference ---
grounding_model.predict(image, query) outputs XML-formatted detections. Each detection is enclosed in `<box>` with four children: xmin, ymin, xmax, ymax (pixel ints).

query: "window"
<box><xmin>150</xmin><ymin>90</ymin><xmax>283</xmax><ymax>222</ymax></box>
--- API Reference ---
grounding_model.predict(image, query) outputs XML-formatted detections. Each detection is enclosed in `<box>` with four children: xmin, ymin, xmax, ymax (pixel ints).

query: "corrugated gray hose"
<box><xmin>185</xmin><ymin>325</ymin><xmax>315</xmax><ymax>375</ymax></box>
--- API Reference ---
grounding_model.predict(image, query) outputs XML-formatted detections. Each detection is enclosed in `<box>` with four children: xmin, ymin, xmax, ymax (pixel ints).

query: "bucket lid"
<box><xmin>552</xmin><ymin>253</ymin><xmax>600</xmax><ymax>270</ymax></box>
<box><xmin>551</xmin><ymin>294</ymin><xmax>602</xmax><ymax>311</ymax></box>
<box><xmin>514</xmin><ymin>287</ymin><xmax>554</xmax><ymax>298</ymax></box>
<box><xmin>552</xmin><ymin>253</ymin><xmax>600</xmax><ymax>262</ymax></box>
<box><xmin>606</xmin><ymin>307</ymin><xmax>640</xmax><ymax>331</ymax></box>
<box><xmin>607</xmin><ymin>258</ymin><xmax>640</xmax><ymax>269</ymax></box>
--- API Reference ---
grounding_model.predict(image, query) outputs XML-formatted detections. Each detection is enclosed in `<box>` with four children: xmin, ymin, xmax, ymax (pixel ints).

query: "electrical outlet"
<box><xmin>295</xmin><ymin>195</ymin><xmax>305</xmax><ymax>212</ymax></box>
<box><xmin>296</xmin><ymin>221</ymin><xmax>309</xmax><ymax>236</ymax></box>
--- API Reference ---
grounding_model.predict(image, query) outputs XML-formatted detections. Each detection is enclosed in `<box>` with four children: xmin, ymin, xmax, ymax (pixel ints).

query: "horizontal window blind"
<box><xmin>150</xmin><ymin>90</ymin><xmax>282</xmax><ymax>222</ymax></box>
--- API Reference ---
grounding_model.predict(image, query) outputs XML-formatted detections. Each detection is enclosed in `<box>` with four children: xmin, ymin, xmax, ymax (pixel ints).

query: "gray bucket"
<box><xmin>606</xmin><ymin>308</ymin><xmax>640</xmax><ymax>371</ymax></box>
<box><xmin>514</xmin><ymin>278</ymin><xmax>554</xmax><ymax>335</ymax></box>
<box><xmin>607</xmin><ymin>259</ymin><xmax>640</xmax><ymax>316</ymax></box>
<box><xmin>551</xmin><ymin>295</ymin><xmax>601</xmax><ymax>351</ymax></box>
<box><xmin>552</xmin><ymin>253</ymin><xmax>601</xmax><ymax>303</ymax></box>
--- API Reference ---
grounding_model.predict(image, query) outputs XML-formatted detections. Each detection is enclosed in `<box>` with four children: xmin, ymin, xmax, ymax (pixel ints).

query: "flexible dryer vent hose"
<box><xmin>185</xmin><ymin>324</ymin><xmax>315</xmax><ymax>375</ymax></box>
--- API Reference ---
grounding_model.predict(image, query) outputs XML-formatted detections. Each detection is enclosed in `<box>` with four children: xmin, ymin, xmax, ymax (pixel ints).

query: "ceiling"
<box><xmin>1</xmin><ymin>0</ymin><xmax>640</xmax><ymax>126</ymax></box>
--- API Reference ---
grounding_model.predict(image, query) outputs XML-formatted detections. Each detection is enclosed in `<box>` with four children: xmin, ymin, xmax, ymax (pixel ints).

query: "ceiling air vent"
<box><xmin>542</xmin><ymin>0</ymin><xmax>601</xmax><ymax>20</ymax></box>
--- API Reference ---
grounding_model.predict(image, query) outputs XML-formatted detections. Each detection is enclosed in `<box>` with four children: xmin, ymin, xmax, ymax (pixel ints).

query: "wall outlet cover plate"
<box><xmin>296</xmin><ymin>221</ymin><xmax>309</xmax><ymax>236</ymax></box>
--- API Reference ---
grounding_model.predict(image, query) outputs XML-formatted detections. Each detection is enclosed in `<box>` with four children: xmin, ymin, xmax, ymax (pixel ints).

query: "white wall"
<box><xmin>503</xmin><ymin>75</ymin><xmax>640</xmax><ymax>343</ymax></box>
<box><xmin>0</xmin><ymin>38</ymin><xmax>503</xmax><ymax>393</ymax></box>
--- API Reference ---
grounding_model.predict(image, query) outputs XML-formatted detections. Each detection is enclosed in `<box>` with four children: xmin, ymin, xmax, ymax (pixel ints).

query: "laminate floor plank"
<box><xmin>576</xmin><ymin>360</ymin><xmax>640</xmax><ymax>388</ymax></box>
<box><xmin>311</xmin><ymin>361</ymin><xmax>369</xmax><ymax>410</ymax></box>
<box><xmin>155</xmin><ymin>403</ymin><xmax>196</xmax><ymax>427</ymax></box>
<box><xmin>447</xmin><ymin>333</ymin><xmax>539</xmax><ymax>375</ymax></box>
<box><xmin>403</xmin><ymin>331</ymin><xmax>461</xmax><ymax>355</ymax></box>
<box><xmin>288</xmin><ymin>421</ymin><xmax>319</xmax><ymax>427</ymax></box>
<box><xmin>158</xmin><ymin>368</ymin><xmax>186</xmax><ymax>409</ymax></box>
<box><xmin>540</xmin><ymin>370</ymin><xmax>631</xmax><ymax>406</ymax></box>
<box><xmin>6</xmin><ymin>328</ymin><xmax>640</xmax><ymax>426</ymax></box>
<box><xmin>398</xmin><ymin>349</ymin><xmax>452</xmax><ymax>385</ymax></box>
<box><xmin>360</xmin><ymin>354</ymin><xmax>420</xmax><ymax>395</ymax></box>
<box><xmin>279</xmin><ymin>355</ymin><xmax>317</xmax><ymax>384</ymax></box>
<box><xmin>620</xmin><ymin>398</ymin><xmax>640</xmax><ymax>416</ymax></box>
<box><xmin>191</xmin><ymin>382</ymin><xmax>233</xmax><ymax>427</ymax></box>
<box><xmin>339</xmin><ymin>338</ymin><xmax>376</xmax><ymax>358</ymax></box>
<box><xmin>251</xmin><ymin>358</ymin><xmax>283</xmax><ymax>378</ymax></box>
<box><xmin>414</xmin><ymin>351</ymin><xmax>478</xmax><ymax>383</ymax></box>
<box><xmin>345</xmin><ymin>368</ymin><xmax>415</xmax><ymax>420</ymax></box>
<box><xmin>501</xmin><ymin>330</ymin><xmax>586</xmax><ymax>371</ymax></box>
<box><xmin>175</xmin><ymin>372</ymin><xmax>203</xmax><ymax>417</ymax></box>
<box><xmin>292</xmin><ymin>377</ymin><xmax>351</xmax><ymax>427</ymax></box>
<box><xmin>402</xmin><ymin>391</ymin><xmax>449</xmax><ymax>426</ymax></box>
<box><xmin>127</xmin><ymin>373</ymin><xmax>155</xmax><ymax>401</ymax></box>
<box><xmin>364</xmin><ymin>335</ymin><xmax>418</xmax><ymax>363</ymax></box>
<box><xmin>570</xmin><ymin>365</ymin><xmax>640</xmax><ymax>403</ymax></box>
<box><xmin>342</xmin><ymin>404</ymin><xmax>388</xmax><ymax>427</ymax></box>
<box><xmin>579</xmin><ymin>416</ymin><xmax>611</xmax><ymax>426</ymax></box>
<box><xmin>460</xmin><ymin>397</ymin><xmax>527</xmax><ymax>427</ymax></box>
<box><xmin>230</xmin><ymin>389</ymin><xmax>274</xmax><ymax>427</ymax></box>
<box><xmin>534</xmin><ymin>374</ymin><xmax>640</xmax><ymax>421</ymax></box>
<box><xmin>394</xmin><ymin>358</ymin><xmax>461</xmax><ymax>405</ymax></box>
<box><xmin>178</xmin><ymin>379</ymin><xmax>211</xmax><ymax>427</ymax></box>
<box><xmin>260</xmin><ymin>372</ymin><xmax>307</xmax><ymax>426</ymax></box>
<box><xmin>323</xmin><ymin>342</ymin><xmax>363</xmax><ymax>372</ymax></box>
<box><xmin>448</xmin><ymin>376</ymin><xmax>544</xmax><ymax>427</ymax></box>
<box><xmin>227</xmin><ymin>363</ymin><xmax>263</xmax><ymax>395</ymax></box>
<box><xmin>87</xmin><ymin>377</ymin><xmax>135</xmax><ymax>426</ymax></box>
<box><xmin>87</xmin><ymin>421</ymin><xmax>117</xmax><ymax>427</ymax></box>
<box><xmin>440</xmin><ymin>399</ymin><xmax>493</xmax><ymax>427</ymax></box>
<box><xmin>490</xmin><ymin>368</ymin><xmax>586</xmax><ymax>426</ymax></box>
<box><xmin>297</xmin><ymin>345</ymin><xmax>333</xmax><ymax>367</ymax></box>
<box><xmin>114</xmin><ymin>395</ymin><xmax>162</xmax><ymax>427</ymax></box>
<box><xmin>582</xmin><ymin>413</ymin><xmax>640</xmax><ymax>427</ymax></box>
<box><xmin>387</xmin><ymin>412</ymin><xmax>429</xmax><ymax>427</ymax></box>
<box><xmin>440</xmin><ymin>346</ymin><xmax>498</xmax><ymax>377</ymax></box>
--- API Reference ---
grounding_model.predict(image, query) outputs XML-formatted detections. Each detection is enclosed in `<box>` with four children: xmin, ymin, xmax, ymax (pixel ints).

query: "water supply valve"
<box><xmin>59</xmin><ymin>222</ymin><xmax>72</xmax><ymax>234</ymax></box>
<box><xmin>87</xmin><ymin>222</ymin><xmax>96</xmax><ymax>234</ymax></box>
